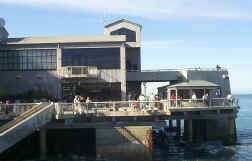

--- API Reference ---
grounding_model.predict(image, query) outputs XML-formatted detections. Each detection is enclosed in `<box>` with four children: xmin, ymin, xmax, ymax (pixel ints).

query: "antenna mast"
<box><xmin>103</xmin><ymin>9</ymin><xmax>107</xmax><ymax>35</ymax></box>
<box><xmin>103</xmin><ymin>9</ymin><xmax>107</xmax><ymax>27</ymax></box>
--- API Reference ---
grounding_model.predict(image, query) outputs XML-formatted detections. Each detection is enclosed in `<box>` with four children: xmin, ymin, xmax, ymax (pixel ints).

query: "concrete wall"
<box><xmin>187</xmin><ymin>70</ymin><xmax>231</xmax><ymax>96</ymax></box>
<box><xmin>0</xmin><ymin>71</ymin><xmax>59</xmax><ymax>98</ymax></box>
<box><xmin>127</xmin><ymin>71</ymin><xmax>179</xmax><ymax>82</ymax></box>
<box><xmin>104</xmin><ymin>21</ymin><xmax>141</xmax><ymax>44</ymax></box>
<box><xmin>96</xmin><ymin>126</ymin><xmax>152</xmax><ymax>161</ymax></box>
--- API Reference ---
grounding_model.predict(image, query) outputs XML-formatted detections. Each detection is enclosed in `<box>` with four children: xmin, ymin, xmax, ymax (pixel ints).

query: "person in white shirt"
<box><xmin>139</xmin><ymin>94</ymin><xmax>145</xmax><ymax>109</ymax></box>
<box><xmin>202</xmin><ymin>93</ymin><xmax>209</xmax><ymax>105</ymax></box>
<box><xmin>74</xmin><ymin>95</ymin><xmax>81</xmax><ymax>115</ymax></box>
<box><xmin>227</xmin><ymin>94</ymin><xmax>233</xmax><ymax>105</ymax></box>
<box><xmin>192</xmin><ymin>92</ymin><xmax>197</xmax><ymax>103</ymax></box>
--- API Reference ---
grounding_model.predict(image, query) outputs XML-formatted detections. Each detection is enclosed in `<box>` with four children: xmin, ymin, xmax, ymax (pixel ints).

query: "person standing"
<box><xmin>192</xmin><ymin>92</ymin><xmax>197</xmax><ymax>104</ymax></box>
<box><xmin>73</xmin><ymin>96</ymin><xmax>80</xmax><ymax>115</ymax></box>
<box><xmin>139</xmin><ymin>94</ymin><xmax>145</xmax><ymax>110</ymax></box>
<box><xmin>0</xmin><ymin>101</ymin><xmax>2</xmax><ymax>112</ymax></box>
<box><xmin>202</xmin><ymin>93</ymin><xmax>209</xmax><ymax>106</ymax></box>
<box><xmin>128</xmin><ymin>92</ymin><xmax>132</xmax><ymax>108</ymax></box>
<box><xmin>85</xmin><ymin>96</ymin><xmax>91</xmax><ymax>110</ymax></box>
<box><xmin>170</xmin><ymin>93</ymin><xmax>176</xmax><ymax>107</ymax></box>
<box><xmin>4</xmin><ymin>100</ymin><xmax>9</xmax><ymax>115</ymax></box>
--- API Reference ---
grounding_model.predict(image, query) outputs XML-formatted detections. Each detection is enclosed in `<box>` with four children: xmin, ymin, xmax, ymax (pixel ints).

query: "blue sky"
<box><xmin>0</xmin><ymin>0</ymin><xmax>252</xmax><ymax>94</ymax></box>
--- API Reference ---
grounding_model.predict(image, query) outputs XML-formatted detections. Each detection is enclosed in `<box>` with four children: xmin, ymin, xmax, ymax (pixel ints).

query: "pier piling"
<box><xmin>40</xmin><ymin>128</ymin><xmax>47</xmax><ymax>160</ymax></box>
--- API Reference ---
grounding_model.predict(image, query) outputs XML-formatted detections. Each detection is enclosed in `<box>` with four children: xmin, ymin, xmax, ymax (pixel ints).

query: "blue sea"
<box><xmin>153</xmin><ymin>94</ymin><xmax>252</xmax><ymax>161</ymax></box>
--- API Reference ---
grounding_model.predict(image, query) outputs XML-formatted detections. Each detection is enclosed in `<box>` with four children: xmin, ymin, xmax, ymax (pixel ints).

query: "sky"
<box><xmin>0</xmin><ymin>0</ymin><xmax>252</xmax><ymax>94</ymax></box>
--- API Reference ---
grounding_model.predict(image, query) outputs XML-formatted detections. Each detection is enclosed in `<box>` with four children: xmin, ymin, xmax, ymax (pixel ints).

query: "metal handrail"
<box><xmin>127</xmin><ymin>67</ymin><xmax>227</xmax><ymax>73</ymax></box>
<box><xmin>54</xmin><ymin>97</ymin><xmax>239</xmax><ymax>118</ymax></box>
<box><xmin>0</xmin><ymin>103</ymin><xmax>50</xmax><ymax>135</ymax></box>
<box><xmin>0</xmin><ymin>103</ymin><xmax>40</xmax><ymax>115</ymax></box>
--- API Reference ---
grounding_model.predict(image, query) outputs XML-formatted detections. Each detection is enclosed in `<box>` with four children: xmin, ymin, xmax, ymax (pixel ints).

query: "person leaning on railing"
<box><xmin>227</xmin><ymin>94</ymin><xmax>233</xmax><ymax>105</ymax></box>
<box><xmin>139</xmin><ymin>94</ymin><xmax>145</xmax><ymax>110</ymax></box>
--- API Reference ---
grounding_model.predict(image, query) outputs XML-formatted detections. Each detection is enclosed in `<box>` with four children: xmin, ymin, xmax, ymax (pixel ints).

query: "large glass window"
<box><xmin>111</xmin><ymin>28</ymin><xmax>136</xmax><ymax>42</ymax></box>
<box><xmin>62</xmin><ymin>48</ymin><xmax>120</xmax><ymax>69</ymax></box>
<box><xmin>0</xmin><ymin>49</ymin><xmax>56</xmax><ymax>71</ymax></box>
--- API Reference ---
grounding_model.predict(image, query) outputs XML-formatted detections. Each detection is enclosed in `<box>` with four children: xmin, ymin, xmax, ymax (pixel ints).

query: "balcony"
<box><xmin>60</xmin><ymin>66</ymin><xmax>98</xmax><ymax>79</ymax></box>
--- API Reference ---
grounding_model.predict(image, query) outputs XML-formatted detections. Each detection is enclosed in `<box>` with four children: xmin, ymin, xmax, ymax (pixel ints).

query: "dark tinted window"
<box><xmin>111</xmin><ymin>28</ymin><xmax>136</xmax><ymax>42</ymax></box>
<box><xmin>0</xmin><ymin>49</ymin><xmax>56</xmax><ymax>71</ymax></box>
<box><xmin>62</xmin><ymin>48</ymin><xmax>120</xmax><ymax>69</ymax></box>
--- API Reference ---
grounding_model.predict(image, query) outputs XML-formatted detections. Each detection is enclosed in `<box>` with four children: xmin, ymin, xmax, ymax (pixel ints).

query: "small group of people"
<box><xmin>128</xmin><ymin>93</ymin><xmax>159</xmax><ymax>110</ymax></box>
<box><xmin>0</xmin><ymin>100</ymin><xmax>9</xmax><ymax>115</ymax></box>
<box><xmin>192</xmin><ymin>92</ymin><xmax>209</xmax><ymax>105</ymax></box>
<box><xmin>73</xmin><ymin>96</ymin><xmax>91</xmax><ymax>115</ymax></box>
<box><xmin>170</xmin><ymin>94</ymin><xmax>182</xmax><ymax>107</ymax></box>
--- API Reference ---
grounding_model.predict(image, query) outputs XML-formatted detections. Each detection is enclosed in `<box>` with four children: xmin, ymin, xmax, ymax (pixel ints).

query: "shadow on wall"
<box><xmin>0</xmin><ymin>70</ymin><xmax>59</xmax><ymax>103</ymax></box>
<box><xmin>0</xmin><ymin>89</ymin><xmax>57</xmax><ymax>103</ymax></box>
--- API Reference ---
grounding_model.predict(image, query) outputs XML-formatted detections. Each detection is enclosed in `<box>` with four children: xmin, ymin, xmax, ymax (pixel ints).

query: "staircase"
<box><xmin>0</xmin><ymin>103</ymin><xmax>55</xmax><ymax>153</ymax></box>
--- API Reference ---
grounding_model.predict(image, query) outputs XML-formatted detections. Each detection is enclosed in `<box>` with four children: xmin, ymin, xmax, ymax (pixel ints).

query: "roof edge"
<box><xmin>105</xmin><ymin>19</ymin><xmax>142</xmax><ymax>29</ymax></box>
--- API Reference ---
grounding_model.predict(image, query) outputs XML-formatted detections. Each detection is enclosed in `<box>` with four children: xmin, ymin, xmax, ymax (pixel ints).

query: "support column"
<box><xmin>176</xmin><ymin>120</ymin><xmax>181</xmax><ymax>137</ymax></box>
<box><xmin>169</xmin><ymin>120</ymin><xmax>173</xmax><ymax>128</ymax></box>
<box><xmin>228</xmin><ymin>119</ymin><xmax>236</xmax><ymax>144</ymax></box>
<box><xmin>167</xmin><ymin>89</ymin><xmax>171</xmax><ymax>107</ymax></box>
<box><xmin>189</xmin><ymin>89</ymin><xmax>192</xmax><ymax>98</ymax></box>
<box><xmin>187</xmin><ymin>120</ymin><xmax>193</xmax><ymax>143</ymax></box>
<box><xmin>120</xmin><ymin>43</ymin><xmax>127</xmax><ymax>101</ymax></box>
<box><xmin>57</xmin><ymin>47</ymin><xmax>62</xmax><ymax>99</ymax></box>
<box><xmin>40</xmin><ymin>128</ymin><xmax>47</xmax><ymax>159</ymax></box>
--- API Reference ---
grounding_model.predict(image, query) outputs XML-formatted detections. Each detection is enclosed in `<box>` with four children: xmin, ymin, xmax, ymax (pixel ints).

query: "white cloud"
<box><xmin>1</xmin><ymin>0</ymin><xmax>252</xmax><ymax>20</ymax></box>
<box><xmin>142</xmin><ymin>40</ymin><xmax>184</xmax><ymax>48</ymax></box>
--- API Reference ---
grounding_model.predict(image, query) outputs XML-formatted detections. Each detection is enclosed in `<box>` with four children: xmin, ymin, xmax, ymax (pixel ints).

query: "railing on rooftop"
<box><xmin>60</xmin><ymin>66</ymin><xmax>98</xmax><ymax>78</ymax></box>
<box><xmin>127</xmin><ymin>67</ymin><xmax>227</xmax><ymax>72</ymax></box>
<box><xmin>54</xmin><ymin>98</ymin><xmax>239</xmax><ymax>118</ymax></box>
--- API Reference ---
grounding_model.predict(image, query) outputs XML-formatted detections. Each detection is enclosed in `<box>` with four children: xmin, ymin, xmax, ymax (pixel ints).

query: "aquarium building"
<box><xmin>0</xmin><ymin>19</ymin><xmax>231</xmax><ymax>101</ymax></box>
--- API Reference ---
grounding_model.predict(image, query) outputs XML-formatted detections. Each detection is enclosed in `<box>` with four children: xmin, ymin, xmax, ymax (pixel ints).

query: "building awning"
<box><xmin>168</xmin><ymin>80</ymin><xmax>220</xmax><ymax>89</ymax></box>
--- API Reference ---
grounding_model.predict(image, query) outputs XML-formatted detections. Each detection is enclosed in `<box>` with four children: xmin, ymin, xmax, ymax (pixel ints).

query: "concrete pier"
<box><xmin>0</xmin><ymin>101</ymin><xmax>239</xmax><ymax>160</ymax></box>
<box><xmin>187</xmin><ymin>120</ymin><xmax>193</xmax><ymax>143</ymax></box>
<box><xmin>96</xmin><ymin>125</ymin><xmax>152</xmax><ymax>161</ymax></box>
<box><xmin>228</xmin><ymin>119</ymin><xmax>236</xmax><ymax>145</ymax></box>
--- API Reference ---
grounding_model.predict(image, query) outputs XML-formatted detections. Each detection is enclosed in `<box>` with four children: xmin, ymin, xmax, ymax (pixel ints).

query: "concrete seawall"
<box><xmin>96</xmin><ymin>126</ymin><xmax>152</xmax><ymax>161</ymax></box>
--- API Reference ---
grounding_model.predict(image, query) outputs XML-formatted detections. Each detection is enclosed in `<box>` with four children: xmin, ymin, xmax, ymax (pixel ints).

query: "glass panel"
<box><xmin>0</xmin><ymin>49</ymin><xmax>56</xmax><ymax>71</ymax></box>
<box><xmin>22</xmin><ymin>63</ymin><xmax>27</xmax><ymax>70</ymax></box>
